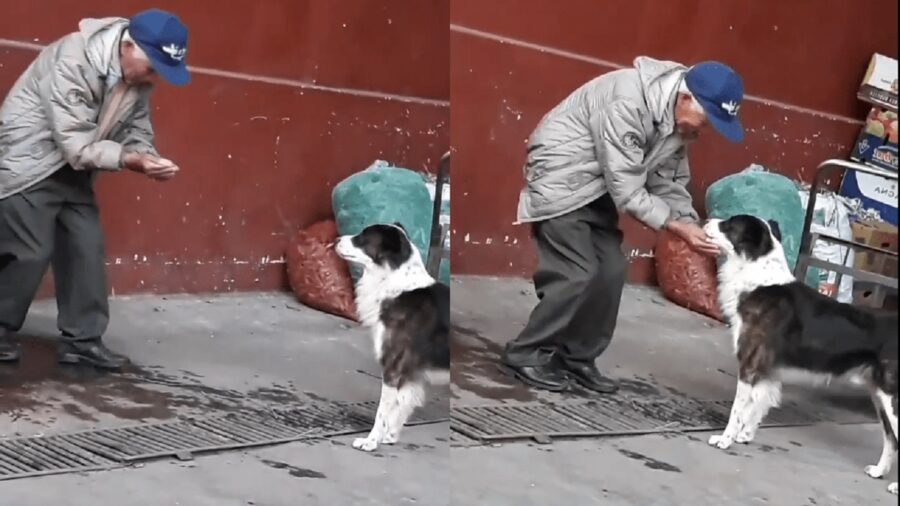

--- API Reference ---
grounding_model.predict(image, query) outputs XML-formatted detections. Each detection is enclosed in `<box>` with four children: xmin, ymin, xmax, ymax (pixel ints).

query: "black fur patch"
<box><xmin>379</xmin><ymin>283</ymin><xmax>450</xmax><ymax>387</ymax></box>
<box><xmin>350</xmin><ymin>224</ymin><xmax>414</xmax><ymax>269</ymax></box>
<box><xmin>736</xmin><ymin>281</ymin><xmax>898</xmax><ymax>397</ymax></box>
<box><xmin>717</xmin><ymin>214</ymin><xmax>777</xmax><ymax>260</ymax></box>
<box><xmin>767</xmin><ymin>220</ymin><xmax>782</xmax><ymax>242</ymax></box>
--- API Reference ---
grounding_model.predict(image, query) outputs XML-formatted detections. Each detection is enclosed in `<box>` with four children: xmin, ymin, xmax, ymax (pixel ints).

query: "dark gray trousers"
<box><xmin>504</xmin><ymin>194</ymin><xmax>627</xmax><ymax>367</ymax></box>
<box><xmin>0</xmin><ymin>166</ymin><xmax>109</xmax><ymax>343</ymax></box>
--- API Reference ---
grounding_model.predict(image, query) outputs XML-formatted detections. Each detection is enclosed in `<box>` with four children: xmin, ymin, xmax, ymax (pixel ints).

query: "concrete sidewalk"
<box><xmin>450</xmin><ymin>276</ymin><xmax>897</xmax><ymax>506</ymax></box>
<box><xmin>0</xmin><ymin>292</ymin><xmax>449</xmax><ymax>506</ymax></box>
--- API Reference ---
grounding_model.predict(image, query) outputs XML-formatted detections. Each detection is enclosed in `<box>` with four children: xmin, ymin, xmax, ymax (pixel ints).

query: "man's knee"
<box><xmin>7</xmin><ymin>247</ymin><xmax>53</xmax><ymax>271</ymax></box>
<box><xmin>594</xmin><ymin>253</ymin><xmax>628</xmax><ymax>286</ymax></box>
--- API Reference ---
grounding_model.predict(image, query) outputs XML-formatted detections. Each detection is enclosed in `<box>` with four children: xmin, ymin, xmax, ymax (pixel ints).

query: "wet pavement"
<box><xmin>449</xmin><ymin>276</ymin><xmax>897</xmax><ymax>506</ymax></box>
<box><xmin>0</xmin><ymin>292</ymin><xmax>449</xmax><ymax>505</ymax></box>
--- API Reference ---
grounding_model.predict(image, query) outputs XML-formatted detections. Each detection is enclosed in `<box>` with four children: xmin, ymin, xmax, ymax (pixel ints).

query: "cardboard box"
<box><xmin>857</xmin><ymin>53</ymin><xmax>898</xmax><ymax>110</ymax></box>
<box><xmin>840</xmin><ymin>157</ymin><xmax>898</xmax><ymax>226</ymax></box>
<box><xmin>849</xmin><ymin>107</ymin><xmax>898</xmax><ymax>171</ymax></box>
<box><xmin>853</xmin><ymin>286</ymin><xmax>898</xmax><ymax>310</ymax></box>
<box><xmin>851</xmin><ymin>219</ymin><xmax>899</xmax><ymax>278</ymax></box>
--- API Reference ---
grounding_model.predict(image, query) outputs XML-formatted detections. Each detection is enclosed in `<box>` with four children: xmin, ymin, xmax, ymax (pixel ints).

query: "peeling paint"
<box><xmin>627</xmin><ymin>249</ymin><xmax>655</xmax><ymax>259</ymax></box>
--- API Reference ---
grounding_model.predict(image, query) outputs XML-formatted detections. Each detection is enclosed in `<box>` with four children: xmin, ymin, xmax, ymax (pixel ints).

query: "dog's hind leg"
<box><xmin>735</xmin><ymin>379</ymin><xmax>782</xmax><ymax>444</ymax></box>
<box><xmin>866</xmin><ymin>389</ymin><xmax>898</xmax><ymax>494</ymax></box>
<box><xmin>353</xmin><ymin>383</ymin><xmax>398</xmax><ymax>452</ymax></box>
<box><xmin>382</xmin><ymin>380</ymin><xmax>426</xmax><ymax>445</ymax></box>
<box><xmin>709</xmin><ymin>379</ymin><xmax>752</xmax><ymax>449</ymax></box>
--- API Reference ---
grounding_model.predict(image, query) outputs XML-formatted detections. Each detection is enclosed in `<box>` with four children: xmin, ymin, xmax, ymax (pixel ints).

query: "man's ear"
<box><xmin>767</xmin><ymin>219</ymin><xmax>782</xmax><ymax>242</ymax></box>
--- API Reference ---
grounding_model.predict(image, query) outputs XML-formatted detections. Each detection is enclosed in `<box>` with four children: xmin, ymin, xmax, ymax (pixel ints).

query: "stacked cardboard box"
<box><xmin>843</xmin><ymin>53</ymin><xmax>898</xmax><ymax>226</ymax></box>
<box><xmin>850</xmin><ymin>219</ymin><xmax>898</xmax><ymax>309</ymax></box>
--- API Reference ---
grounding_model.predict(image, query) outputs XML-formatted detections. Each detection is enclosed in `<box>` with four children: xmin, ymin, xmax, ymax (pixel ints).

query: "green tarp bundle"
<box><xmin>705</xmin><ymin>165</ymin><xmax>804</xmax><ymax>269</ymax></box>
<box><xmin>332</xmin><ymin>160</ymin><xmax>449</xmax><ymax>283</ymax></box>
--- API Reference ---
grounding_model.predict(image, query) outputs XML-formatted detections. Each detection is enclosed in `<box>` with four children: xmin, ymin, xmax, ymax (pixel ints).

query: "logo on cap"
<box><xmin>721</xmin><ymin>100</ymin><xmax>740</xmax><ymax>116</ymax></box>
<box><xmin>162</xmin><ymin>43</ymin><xmax>187</xmax><ymax>62</ymax></box>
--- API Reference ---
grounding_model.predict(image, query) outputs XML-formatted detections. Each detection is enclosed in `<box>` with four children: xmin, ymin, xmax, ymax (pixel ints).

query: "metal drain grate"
<box><xmin>0</xmin><ymin>399</ymin><xmax>448</xmax><ymax>482</ymax></box>
<box><xmin>0</xmin><ymin>435</ymin><xmax>117</xmax><ymax>479</ymax></box>
<box><xmin>451</xmin><ymin>397</ymin><xmax>875</xmax><ymax>444</ymax></box>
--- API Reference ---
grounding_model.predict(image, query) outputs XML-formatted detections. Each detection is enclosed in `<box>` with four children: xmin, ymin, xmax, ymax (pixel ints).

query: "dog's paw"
<box><xmin>888</xmin><ymin>482</ymin><xmax>897</xmax><ymax>495</ymax></box>
<box><xmin>381</xmin><ymin>432</ymin><xmax>399</xmax><ymax>445</ymax></box>
<box><xmin>708</xmin><ymin>434</ymin><xmax>734</xmax><ymax>450</ymax></box>
<box><xmin>866</xmin><ymin>464</ymin><xmax>887</xmax><ymax>479</ymax></box>
<box><xmin>352</xmin><ymin>437</ymin><xmax>378</xmax><ymax>452</ymax></box>
<box><xmin>734</xmin><ymin>430</ymin><xmax>755</xmax><ymax>444</ymax></box>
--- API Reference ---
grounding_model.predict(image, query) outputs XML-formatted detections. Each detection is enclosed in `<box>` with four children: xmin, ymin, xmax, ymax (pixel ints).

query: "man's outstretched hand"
<box><xmin>123</xmin><ymin>152</ymin><xmax>180</xmax><ymax>181</ymax></box>
<box><xmin>666</xmin><ymin>220</ymin><xmax>720</xmax><ymax>257</ymax></box>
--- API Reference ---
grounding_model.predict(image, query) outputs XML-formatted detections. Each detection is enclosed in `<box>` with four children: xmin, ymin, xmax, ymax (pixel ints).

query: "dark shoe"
<box><xmin>505</xmin><ymin>363</ymin><xmax>569</xmax><ymax>391</ymax></box>
<box><xmin>0</xmin><ymin>339</ymin><xmax>20</xmax><ymax>363</ymax></box>
<box><xmin>563</xmin><ymin>362</ymin><xmax>619</xmax><ymax>394</ymax></box>
<box><xmin>59</xmin><ymin>341</ymin><xmax>130</xmax><ymax>370</ymax></box>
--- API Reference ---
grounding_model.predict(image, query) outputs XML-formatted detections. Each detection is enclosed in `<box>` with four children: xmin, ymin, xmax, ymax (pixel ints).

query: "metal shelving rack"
<box><xmin>426</xmin><ymin>151</ymin><xmax>450</xmax><ymax>279</ymax></box>
<box><xmin>794</xmin><ymin>159</ymin><xmax>899</xmax><ymax>303</ymax></box>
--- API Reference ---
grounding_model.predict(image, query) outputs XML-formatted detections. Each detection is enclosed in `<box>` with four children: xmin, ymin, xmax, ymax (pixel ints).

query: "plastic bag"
<box><xmin>798</xmin><ymin>189</ymin><xmax>856</xmax><ymax>303</ymax></box>
<box><xmin>285</xmin><ymin>220</ymin><xmax>357</xmax><ymax>320</ymax></box>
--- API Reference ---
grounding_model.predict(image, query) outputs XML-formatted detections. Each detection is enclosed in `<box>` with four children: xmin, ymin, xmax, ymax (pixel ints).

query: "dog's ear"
<box><xmin>393</xmin><ymin>222</ymin><xmax>407</xmax><ymax>233</ymax></box>
<box><xmin>767</xmin><ymin>219</ymin><xmax>782</xmax><ymax>242</ymax></box>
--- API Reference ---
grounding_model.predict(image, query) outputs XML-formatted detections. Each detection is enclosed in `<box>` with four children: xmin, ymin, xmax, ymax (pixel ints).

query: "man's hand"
<box><xmin>122</xmin><ymin>152</ymin><xmax>179</xmax><ymax>181</ymax></box>
<box><xmin>666</xmin><ymin>220</ymin><xmax>720</xmax><ymax>257</ymax></box>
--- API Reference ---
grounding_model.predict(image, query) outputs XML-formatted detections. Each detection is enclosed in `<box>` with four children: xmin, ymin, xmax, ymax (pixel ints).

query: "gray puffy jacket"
<box><xmin>0</xmin><ymin>17</ymin><xmax>158</xmax><ymax>200</ymax></box>
<box><xmin>517</xmin><ymin>57</ymin><xmax>700</xmax><ymax>230</ymax></box>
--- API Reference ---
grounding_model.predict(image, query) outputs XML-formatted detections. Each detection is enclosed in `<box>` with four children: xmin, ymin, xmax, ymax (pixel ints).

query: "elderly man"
<box><xmin>504</xmin><ymin>57</ymin><xmax>744</xmax><ymax>392</ymax></box>
<box><xmin>0</xmin><ymin>9</ymin><xmax>189</xmax><ymax>368</ymax></box>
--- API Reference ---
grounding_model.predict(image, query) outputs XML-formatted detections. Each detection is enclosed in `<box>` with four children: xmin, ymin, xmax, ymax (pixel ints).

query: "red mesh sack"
<box><xmin>285</xmin><ymin>220</ymin><xmax>357</xmax><ymax>321</ymax></box>
<box><xmin>654</xmin><ymin>229</ymin><xmax>724</xmax><ymax>321</ymax></box>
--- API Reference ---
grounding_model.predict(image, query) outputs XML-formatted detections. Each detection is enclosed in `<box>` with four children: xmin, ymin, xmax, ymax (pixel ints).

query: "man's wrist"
<box><xmin>121</xmin><ymin>151</ymin><xmax>140</xmax><ymax>171</ymax></box>
<box><xmin>664</xmin><ymin>219</ymin><xmax>683</xmax><ymax>233</ymax></box>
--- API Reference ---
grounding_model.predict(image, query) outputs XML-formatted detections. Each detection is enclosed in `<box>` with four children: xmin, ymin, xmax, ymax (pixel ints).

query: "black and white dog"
<box><xmin>335</xmin><ymin>223</ymin><xmax>450</xmax><ymax>452</ymax></box>
<box><xmin>703</xmin><ymin>214</ymin><xmax>898</xmax><ymax>495</ymax></box>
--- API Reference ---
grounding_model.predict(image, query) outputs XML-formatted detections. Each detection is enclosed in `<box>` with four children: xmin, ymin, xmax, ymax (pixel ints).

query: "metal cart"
<box><xmin>794</xmin><ymin>159</ymin><xmax>898</xmax><ymax>304</ymax></box>
<box><xmin>426</xmin><ymin>151</ymin><xmax>450</xmax><ymax>279</ymax></box>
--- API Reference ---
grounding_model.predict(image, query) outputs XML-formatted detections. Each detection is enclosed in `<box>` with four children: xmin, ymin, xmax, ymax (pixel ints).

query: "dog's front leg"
<box><xmin>382</xmin><ymin>381</ymin><xmax>426</xmax><ymax>445</ymax></box>
<box><xmin>353</xmin><ymin>383</ymin><xmax>397</xmax><ymax>452</ymax></box>
<box><xmin>735</xmin><ymin>380</ymin><xmax>781</xmax><ymax>444</ymax></box>
<box><xmin>709</xmin><ymin>380</ymin><xmax>752</xmax><ymax>449</ymax></box>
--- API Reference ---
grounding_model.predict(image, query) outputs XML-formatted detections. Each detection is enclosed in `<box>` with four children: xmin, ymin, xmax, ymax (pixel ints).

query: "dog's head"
<box><xmin>335</xmin><ymin>223</ymin><xmax>415</xmax><ymax>272</ymax></box>
<box><xmin>703</xmin><ymin>214</ymin><xmax>782</xmax><ymax>261</ymax></box>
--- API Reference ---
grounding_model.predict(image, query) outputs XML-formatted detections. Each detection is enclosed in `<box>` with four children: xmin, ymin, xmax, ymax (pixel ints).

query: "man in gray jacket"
<box><xmin>504</xmin><ymin>57</ymin><xmax>744</xmax><ymax>392</ymax></box>
<box><xmin>0</xmin><ymin>9</ymin><xmax>190</xmax><ymax>368</ymax></box>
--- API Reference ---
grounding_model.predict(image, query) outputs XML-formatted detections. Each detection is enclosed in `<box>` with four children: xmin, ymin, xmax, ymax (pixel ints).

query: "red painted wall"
<box><xmin>450</xmin><ymin>0</ymin><xmax>898</xmax><ymax>283</ymax></box>
<box><xmin>0</xmin><ymin>0</ymin><xmax>449</xmax><ymax>295</ymax></box>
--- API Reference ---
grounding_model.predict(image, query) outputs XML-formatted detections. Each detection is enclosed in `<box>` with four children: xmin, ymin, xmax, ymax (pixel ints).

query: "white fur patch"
<box><xmin>424</xmin><ymin>369</ymin><xmax>450</xmax><ymax>385</ymax></box>
<box><xmin>703</xmin><ymin>219</ymin><xmax>794</xmax><ymax>336</ymax></box>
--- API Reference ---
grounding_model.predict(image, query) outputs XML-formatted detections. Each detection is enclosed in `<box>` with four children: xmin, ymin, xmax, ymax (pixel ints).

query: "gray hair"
<box><xmin>121</xmin><ymin>29</ymin><xmax>149</xmax><ymax>61</ymax></box>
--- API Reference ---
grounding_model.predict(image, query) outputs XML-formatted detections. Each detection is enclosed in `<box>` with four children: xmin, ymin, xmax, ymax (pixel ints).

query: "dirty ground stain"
<box><xmin>450</xmin><ymin>325</ymin><xmax>536</xmax><ymax>403</ymax></box>
<box><xmin>0</xmin><ymin>337</ymin><xmax>305</xmax><ymax>428</ymax></box>
<box><xmin>450</xmin><ymin>326</ymin><xmax>718</xmax><ymax>408</ymax></box>
<box><xmin>616</xmin><ymin>449</ymin><xmax>682</xmax><ymax>472</ymax></box>
<box><xmin>260</xmin><ymin>459</ymin><xmax>326</xmax><ymax>479</ymax></box>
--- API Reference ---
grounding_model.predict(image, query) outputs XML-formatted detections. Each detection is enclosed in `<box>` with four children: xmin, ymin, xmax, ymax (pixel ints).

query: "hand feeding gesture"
<box><xmin>123</xmin><ymin>152</ymin><xmax>180</xmax><ymax>181</ymax></box>
<box><xmin>666</xmin><ymin>220</ymin><xmax>720</xmax><ymax>257</ymax></box>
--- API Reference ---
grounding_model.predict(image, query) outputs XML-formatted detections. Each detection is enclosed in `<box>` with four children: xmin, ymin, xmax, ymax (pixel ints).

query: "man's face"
<box><xmin>120</xmin><ymin>41</ymin><xmax>159</xmax><ymax>86</ymax></box>
<box><xmin>674</xmin><ymin>93</ymin><xmax>708</xmax><ymax>142</ymax></box>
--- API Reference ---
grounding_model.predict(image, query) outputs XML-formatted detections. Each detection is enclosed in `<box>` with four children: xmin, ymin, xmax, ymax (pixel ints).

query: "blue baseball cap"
<box><xmin>684</xmin><ymin>61</ymin><xmax>744</xmax><ymax>143</ymax></box>
<box><xmin>128</xmin><ymin>9</ymin><xmax>190</xmax><ymax>86</ymax></box>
